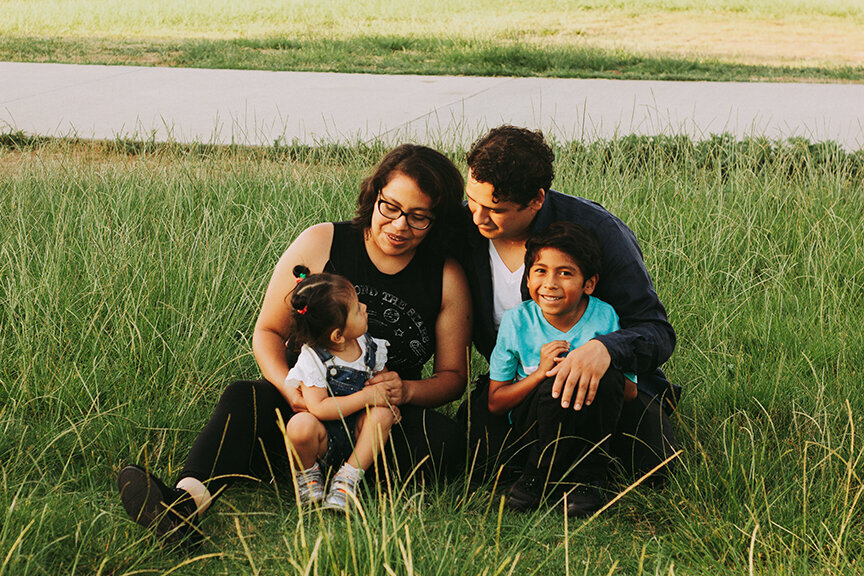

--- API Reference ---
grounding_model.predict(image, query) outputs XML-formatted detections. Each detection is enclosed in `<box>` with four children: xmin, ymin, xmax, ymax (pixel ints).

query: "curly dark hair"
<box><xmin>287</xmin><ymin>265</ymin><xmax>357</xmax><ymax>349</ymax></box>
<box><xmin>352</xmin><ymin>144</ymin><xmax>464</xmax><ymax>254</ymax></box>
<box><xmin>466</xmin><ymin>125</ymin><xmax>554</xmax><ymax>207</ymax></box>
<box><xmin>524</xmin><ymin>222</ymin><xmax>602</xmax><ymax>281</ymax></box>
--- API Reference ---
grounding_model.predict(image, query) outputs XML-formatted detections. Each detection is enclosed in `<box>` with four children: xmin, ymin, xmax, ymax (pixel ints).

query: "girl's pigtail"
<box><xmin>289</xmin><ymin>289</ymin><xmax>309</xmax><ymax>352</ymax></box>
<box><xmin>291</xmin><ymin>265</ymin><xmax>312</xmax><ymax>316</ymax></box>
<box><xmin>285</xmin><ymin>264</ymin><xmax>311</xmax><ymax>307</ymax></box>
<box><xmin>293</xmin><ymin>265</ymin><xmax>310</xmax><ymax>285</ymax></box>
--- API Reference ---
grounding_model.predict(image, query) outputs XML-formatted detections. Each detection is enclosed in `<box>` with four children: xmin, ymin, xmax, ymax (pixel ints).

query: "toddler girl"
<box><xmin>282</xmin><ymin>265</ymin><xmax>400</xmax><ymax>512</ymax></box>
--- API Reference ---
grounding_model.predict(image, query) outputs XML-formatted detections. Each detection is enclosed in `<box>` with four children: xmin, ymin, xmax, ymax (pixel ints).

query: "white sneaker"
<box><xmin>323</xmin><ymin>465</ymin><xmax>361</xmax><ymax>512</ymax></box>
<box><xmin>295</xmin><ymin>464</ymin><xmax>325</xmax><ymax>505</ymax></box>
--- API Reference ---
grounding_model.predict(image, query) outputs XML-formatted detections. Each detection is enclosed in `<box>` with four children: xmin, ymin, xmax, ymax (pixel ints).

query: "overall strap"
<box><xmin>362</xmin><ymin>334</ymin><xmax>377</xmax><ymax>371</ymax></box>
<box><xmin>311</xmin><ymin>345</ymin><xmax>336</xmax><ymax>367</ymax></box>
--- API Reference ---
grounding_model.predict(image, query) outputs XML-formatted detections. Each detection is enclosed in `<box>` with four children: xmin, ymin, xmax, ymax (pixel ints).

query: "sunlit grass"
<box><xmin>1</xmin><ymin>0</ymin><xmax>862</xmax><ymax>80</ymax></box>
<box><xmin>4</xmin><ymin>0</ymin><xmax>862</xmax><ymax>37</ymax></box>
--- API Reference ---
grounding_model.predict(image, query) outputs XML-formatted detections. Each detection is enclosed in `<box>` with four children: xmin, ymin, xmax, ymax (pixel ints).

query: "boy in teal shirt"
<box><xmin>489</xmin><ymin>222</ymin><xmax>636</xmax><ymax>516</ymax></box>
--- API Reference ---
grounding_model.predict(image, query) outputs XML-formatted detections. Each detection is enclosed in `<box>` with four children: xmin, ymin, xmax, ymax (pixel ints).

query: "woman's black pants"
<box><xmin>178</xmin><ymin>380</ymin><xmax>466</xmax><ymax>498</ymax></box>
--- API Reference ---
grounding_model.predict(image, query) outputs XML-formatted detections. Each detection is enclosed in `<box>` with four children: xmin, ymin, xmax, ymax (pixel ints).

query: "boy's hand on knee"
<box><xmin>539</xmin><ymin>340</ymin><xmax>570</xmax><ymax>374</ymax></box>
<box><xmin>547</xmin><ymin>339</ymin><xmax>611</xmax><ymax>410</ymax></box>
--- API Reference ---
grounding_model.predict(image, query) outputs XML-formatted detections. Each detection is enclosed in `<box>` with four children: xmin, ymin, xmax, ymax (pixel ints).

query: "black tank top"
<box><xmin>324</xmin><ymin>221</ymin><xmax>444</xmax><ymax>380</ymax></box>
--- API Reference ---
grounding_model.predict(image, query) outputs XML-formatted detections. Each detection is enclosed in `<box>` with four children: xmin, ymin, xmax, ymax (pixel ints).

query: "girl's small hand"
<box><xmin>539</xmin><ymin>340</ymin><xmax>570</xmax><ymax>373</ymax></box>
<box><xmin>286</xmin><ymin>386</ymin><xmax>308</xmax><ymax>412</ymax></box>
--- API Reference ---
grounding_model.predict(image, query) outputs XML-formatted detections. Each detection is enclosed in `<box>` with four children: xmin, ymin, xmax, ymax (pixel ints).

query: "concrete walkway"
<box><xmin>1</xmin><ymin>62</ymin><xmax>862</xmax><ymax>149</ymax></box>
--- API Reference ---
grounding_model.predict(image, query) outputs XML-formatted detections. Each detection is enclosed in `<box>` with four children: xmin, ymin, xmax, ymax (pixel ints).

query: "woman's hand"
<box><xmin>366</xmin><ymin>371</ymin><xmax>410</xmax><ymax>405</ymax></box>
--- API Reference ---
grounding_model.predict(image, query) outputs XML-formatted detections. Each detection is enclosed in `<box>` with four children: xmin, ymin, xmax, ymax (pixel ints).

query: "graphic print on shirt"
<box><xmin>354</xmin><ymin>283</ymin><xmax>431</xmax><ymax>375</ymax></box>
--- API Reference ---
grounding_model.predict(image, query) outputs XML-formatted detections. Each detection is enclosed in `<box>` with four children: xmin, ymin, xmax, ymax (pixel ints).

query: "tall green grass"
<box><xmin>1</xmin><ymin>136</ymin><xmax>863</xmax><ymax>574</ymax></box>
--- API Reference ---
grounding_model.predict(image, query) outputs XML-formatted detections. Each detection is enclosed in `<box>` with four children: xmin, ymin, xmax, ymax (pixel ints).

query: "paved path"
<box><xmin>2</xmin><ymin>62</ymin><xmax>862</xmax><ymax>149</ymax></box>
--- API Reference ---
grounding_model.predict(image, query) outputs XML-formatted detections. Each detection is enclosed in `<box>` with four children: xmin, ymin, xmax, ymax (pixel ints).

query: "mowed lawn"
<box><xmin>1</xmin><ymin>136</ymin><xmax>863</xmax><ymax>574</ymax></box>
<box><xmin>1</xmin><ymin>0</ymin><xmax>863</xmax><ymax>81</ymax></box>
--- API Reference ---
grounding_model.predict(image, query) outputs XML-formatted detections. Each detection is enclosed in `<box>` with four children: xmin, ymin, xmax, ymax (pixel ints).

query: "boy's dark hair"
<box><xmin>524</xmin><ymin>222</ymin><xmax>602</xmax><ymax>281</ymax></box>
<box><xmin>288</xmin><ymin>265</ymin><xmax>357</xmax><ymax>349</ymax></box>
<box><xmin>353</xmin><ymin>144</ymin><xmax>465</xmax><ymax>254</ymax></box>
<box><xmin>466</xmin><ymin>125</ymin><xmax>554</xmax><ymax>207</ymax></box>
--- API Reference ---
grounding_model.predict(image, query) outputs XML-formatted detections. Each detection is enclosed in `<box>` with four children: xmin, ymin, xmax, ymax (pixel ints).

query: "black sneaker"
<box><xmin>117</xmin><ymin>465</ymin><xmax>201</xmax><ymax>546</ymax></box>
<box><xmin>505</xmin><ymin>470</ymin><xmax>544</xmax><ymax>512</ymax></box>
<box><xmin>560</xmin><ymin>483</ymin><xmax>606</xmax><ymax>518</ymax></box>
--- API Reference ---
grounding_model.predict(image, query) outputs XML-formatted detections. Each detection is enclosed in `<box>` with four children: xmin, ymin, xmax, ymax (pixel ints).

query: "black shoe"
<box><xmin>505</xmin><ymin>470</ymin><xmax>544</xmax><ymax>512</ymax></box>
<box><xmin>117</xmin><ymin>465</ymin><xmax>201</xmax><ymax>546</ymax></box>
<box><xmin>560</xmin><ymin>483</ymin><xmax>606</xmax><ymax>518</ymax></box>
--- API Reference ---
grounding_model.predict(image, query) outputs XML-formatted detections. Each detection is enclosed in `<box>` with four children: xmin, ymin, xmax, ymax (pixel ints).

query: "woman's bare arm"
<box><xmin>252</xmin><ymin>223</ymin><xmax>333</xmax><ymax>407</ymax></box>
<box><xmin>395</xmin><ymin>258</ymin><xmax>472</xmax><ymax>407</ymax></box>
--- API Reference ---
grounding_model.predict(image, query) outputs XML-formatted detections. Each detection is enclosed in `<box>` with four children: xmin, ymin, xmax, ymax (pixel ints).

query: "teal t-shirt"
<box><xmin>489</xmin><ymin>296</ymin><xmax>637</xmax><ymax>384</ymax></box>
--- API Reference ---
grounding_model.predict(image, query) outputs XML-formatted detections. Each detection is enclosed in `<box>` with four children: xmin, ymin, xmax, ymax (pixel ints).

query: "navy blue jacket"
<box><xmin>457</xmin><ymin>190</ymin><xmax>679</xmax><ymax>408</ymax></box>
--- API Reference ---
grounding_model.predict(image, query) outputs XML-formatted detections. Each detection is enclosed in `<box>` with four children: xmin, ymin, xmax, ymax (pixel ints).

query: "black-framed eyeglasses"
<box><xmin>376</xmin><ymin>196</ymin><xmax>435</xmax><ymax>230</ymax></box>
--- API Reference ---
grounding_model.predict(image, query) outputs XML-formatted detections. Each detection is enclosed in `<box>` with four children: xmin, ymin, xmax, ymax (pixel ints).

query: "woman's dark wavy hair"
<box><xmin>524</xmin><ymin>222</ymin><xmax>602</xmax><ymax>281</ymax></box>
<box><xmin>288</xmin><ymin>265</ymin><xmax>357</xmax><ymax>349</ymax></box>
<box><xmin>352</xmin><ymin>144</ymin><xmax>464</xmax><ymax>254</ymax></box>
<box><xmin>467</xmin><ymin>125</ymin><xmax>555</xmax><ymax>207</ymax></box>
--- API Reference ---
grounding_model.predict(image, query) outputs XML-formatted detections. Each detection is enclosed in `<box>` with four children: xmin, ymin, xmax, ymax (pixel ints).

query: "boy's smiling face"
<box><xmin>527</xmin><ymin>247</ymin><xmax>598</xmax><ymax>330</ymax></box>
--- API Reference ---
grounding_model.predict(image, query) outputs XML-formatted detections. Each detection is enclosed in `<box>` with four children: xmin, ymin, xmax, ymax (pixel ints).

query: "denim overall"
<box><xmin>312</xmin><ymin>334</ymin><xmax>378</xmax><ymax>463</ymax></box>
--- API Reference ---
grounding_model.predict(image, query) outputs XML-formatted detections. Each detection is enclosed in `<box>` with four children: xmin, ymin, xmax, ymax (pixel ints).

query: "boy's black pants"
<box><xmin>459</xmin><ymin>370</ymin><xmax>675</xmax><ymax>484</ymax></box>
<box><xmin>509</xmin><ymin>370</ymin><xmax>625</xmax><ymax>483</ymax></box>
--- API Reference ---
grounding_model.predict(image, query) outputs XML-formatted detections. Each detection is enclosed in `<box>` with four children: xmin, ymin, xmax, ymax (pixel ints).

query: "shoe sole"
<box><xmin>505</xmin><ymin>482</ymin><xmax>542</xmax><ymax>512</ymax></box>
<box><xmin>321</xmin><ymin>487</ymin><xmax>357</xmax><ymax>513</ymax></box>
<box><xmin>117</xmin><ymin>465</ymin><xmax>194</xmax><ymax>544</ymax></box>
<box><xmin>561</xmin><ymin>491</ymin><xmax>605</xmax><ymax>518</ymax></box>
<box><xmin>565</xmin><ymin>503</ymin><xmax>603</xmax><ymax>517</ymax></box>
<box><xmin>117</xmin><ymin>466</ymin><xmax>166</xmax><ymax>528</ymax></box>
<box><xmin>505</xmin><ymin>494</ymin><xmax>541</xmax><ymax>512</ymax></box>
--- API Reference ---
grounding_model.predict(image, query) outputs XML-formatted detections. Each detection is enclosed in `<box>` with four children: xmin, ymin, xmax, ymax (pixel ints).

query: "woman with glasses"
<box><xmin>118</xmin><ymin>145</ymin><xmax>471</xmax><ymax>544</ymax></box>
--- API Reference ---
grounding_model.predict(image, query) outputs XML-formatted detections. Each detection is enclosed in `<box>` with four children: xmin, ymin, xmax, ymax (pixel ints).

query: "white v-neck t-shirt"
<box><xmin>489</xmin><ymin>240</ymin><xmax>524</xmax><ymax>330</ymax></box>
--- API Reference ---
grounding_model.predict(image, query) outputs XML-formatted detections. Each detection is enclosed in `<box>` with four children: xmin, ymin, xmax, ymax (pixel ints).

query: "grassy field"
<box><xmin>1</xmin><ymin>0</ymin><xmax>863</xmax><ymax>82</ymax></box>
<box><xmin>1</xmin><ymin>135</ymin><xmax>863</xmax><ymax>574</ymax></box>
